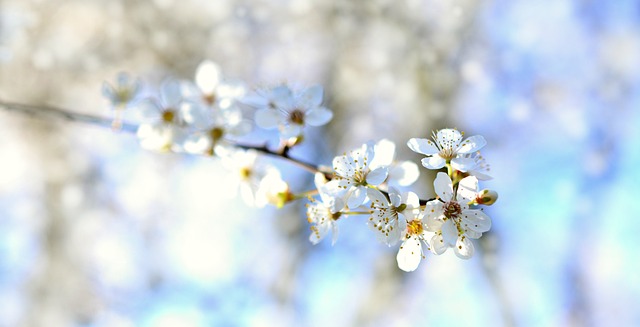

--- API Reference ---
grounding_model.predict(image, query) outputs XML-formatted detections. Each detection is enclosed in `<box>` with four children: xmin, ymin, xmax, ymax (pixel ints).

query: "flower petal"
<box><xmin>461</xmin><ymin>209</ymin><xmax>491</xmax><ymax>233</ymax></box>
<box><xmin>397</xmin><ymin>237</ymin><xmax>423</xmax><ymax>272</ymax></box>
<box><xmin>436</xmin><ymin>129</ymin><xmax>463</xmax><ymax>148</ymax></box>
<box><xmin>332</xmin><ymin>155</ymin><xmax>355</xmax><ymax>178</ymax></box>
<box><xmin>366</xmin><ymin>167</ymin><xmax>389</xmax><ymax>186</ymax></box>
<box><xmin>421</xmin><ymin>156</ymin><xmax>446</xmax><ymax>170</ymax></box>
<box><xmin>195</xmin><ymin>60</ymin><xmax>221</xmax><ymax>94</ymax></box>
<box><xmin>254</xmin><ymin>109</ymin><xmax>281</xmax><ymax>129</ymax></box>
<box><xmin>430</xmin><ymin>234</ymin><xmax>448</xmax><ymax>255</ymax></box>
<box><xmin>367</xmin><ymin>188</ymin><xmax>389</xmax><ymax>208</ymax></box>
<box><xmin>280</xmin><ymin>123</ymin><xmax>302</xmax><ymax>138</ymax></box>
<box><xmin>160</xmin><ymin>80</ymin><xmax>182</xmax><ymax>108</ymax></box>
<box><xmin>388</xmin><ymin>161</ymin><xmax>420</xmax><ymax>186</ymax></box>
<box><xmin>407</xmin><ymin>138</ymin><xmax>439</xmax><ymax>155</ymax></box>
<box><xmin>371</xmin><ymin>139</ymin><xmax>395</xmax><ymax>168</ymax></box>
<box><xmin>454</xmin><ymin>236</ymin><xmax>475</xmax><ymax>259</ymax></box>
<box><xmin>299</xmin><ymin>85</ymin><xmax>323</xmax><ymax>107</ymax></box>
<box><xmin>433</xmin><ymin>172</ymin><xmax>453</xmax><ymax>202</ymax></box>
<box><xmin>457</xmin><ymin>176</ymin><xmax>479</xmax><ymax>202</ymax></box>
<box><xmin>457</xmin><ymin>135</ymin><xmax>486</xmax><ymax>154</ymax></box>
<box><xmin>305</xmin><ymin>107</ymin><xmax>333</xmax><ymax>126</ymax></box>
<box><xmin>441</xmin><ymin>219</ymin><xmax>458</xmax><ymax>246</ymax></box>
<box><xmin>451</xmin><ymin>157</ymin><xmax>476</xmax><ymax>172</ymax></box>
<box><xmin>347</xmin><ymin>186</ymin><xmax>367</xmax><ymax>208</ymax></box>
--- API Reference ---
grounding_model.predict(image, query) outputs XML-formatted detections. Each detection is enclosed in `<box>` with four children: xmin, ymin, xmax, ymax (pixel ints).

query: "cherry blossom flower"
<box><xmin>253</xmin><ymin>85</ymin><xmax>333</xmax><ymax>138</ymax></box>
<box><xmin>325</xmin><ymin>142</ymin><xmax>389</xmax><ymax>209</ymax></box>
<box><xmin>102</xmin><ymin>72</ymin><xmax>143</xmax><ymax>129</ymax></box>
<box><xmin>221</xmin><ymin>149</ymin><xmax>278</xmax><ymax>207</ymax></box>
<box><xmin>367</xmin><ymin>188</ymin><xmax>419</xmax><ymax>246</ymax></box>
<box><xmin>424</xmin><ymin>172</ymin><xmax>491</xmax><ymax>259</ymax></box>
<box><xmin>102</xmin><ymin>72</ymin><xmax>142</xmax><ymax>109</ymax></box>
<box><xmin>307</xmin><ymin>173</ymin><xmax>345</xmax><ymax>245</ymax></box>
<box><xmin>182</xmin><ymin>60</ymin><xmax>245</xmax><ymax>110</ymax></box>
<box><xmin>136</xmin><ymin>79</ymin><xmax>188</xmax><ymax>152</ymax></box>
<box><xmin>396</xmin><ymin>211</ymin><xmax>431</xmax><ymax>272</ymax></box>
<box><xmin>182</xmin><ymin>105</ymin><xmax>252</xmax><ymax>156</ymax></box>
<box><xmin>407</xmin><ymin>128</ymin><xmax>486</xmax><ymax>172</ymax></box>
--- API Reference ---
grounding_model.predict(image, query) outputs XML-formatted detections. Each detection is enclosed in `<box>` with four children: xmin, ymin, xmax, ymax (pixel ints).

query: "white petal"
<box><xmin>457</xmin><ymin>135</ymin><xmax>486</xmax><ymax>154</ymax></box>
<box><xmin>305</xmin><ymin>107</ymin><xmax>333</xmax><ymax>126</ymax></box>
<box><xmin>407</xmin><ymin>138</ymin><xmax>439</xmax><ymax>155</ymax></box>
<box><xmin>371</xmin><ymin>139</ymin><xmax>396</xmax><ymax>168</ymax></box>
<box><xmin>421</xmin><ymin>156</ymin><xmax>446</xmax><ymax>170</ymax></box>
<box><xmin>388</xmin><ymin>161</ymin><xmax>420</xmax><ymax>186</ymax></box>
<box><xmin>366</xmin><ymin>167</ymin><xmax>389</xmax><ymax>186</ymax></box>
<box><xmin>195</xmin><ymin>60</ymin><xmax>221</xmax><ymax>94</ymax></box>
<box><xmin>280</xmin><ymin>123</ymin><xmax>302</xmax><ymax>138</ymax></box>
<box><xmin>461</xmin><ymin>210</ymin><xmax>491</xmax><ymax>233</ymax></box>
<box><xmin>254</xmin><ymin>109</ymin><xmax>281</xmax><ymax>129</ymax></box>
<box><xmin>330</xmin><ymin>222</ymin><xmax>339</xmax><ymax>246</ymax></box>
<box><xmin>425</xmin><ymin>214</ymin><xmax>444</xmax><ymax>232</ymax></box>
<box><xmin>332</xmin><ymin>155</ymin><xmax>355</xmax><ymax>178</ymax></box>
<box><xmin>433</xmin><ymin>172</ymin><xmax>453</xmax><ymax>201</ymax></box>
<box><xmin>138</xmin><ymin>99</ymin><xmax>161</xmax><ymax>121</ymax></box>
<box><xmin>347</xmin><ymin>186</ymin><xmax>367</xmax><ymax>208</ymax></box>
<box><xmin>430</xmin><ymin>234</ymin><xmax>448</xmax><ymax>255</ymax></box>
<box><xmin>441</xmin><ymin>219</ymin><xmax>458</xmax><ymax>246</ymax></box>
<box><xmin>454</xmin><ymin>236</ymin><xmax>475</xmax><ymax>259</ymax></box>
<box><xmin>397</xmin><ymin>237</ymin><xmax>423</xmax><ymax>272</ymax></box>
<box><xmin>470</xmin><ymin>170</ymin><xmax>493</xmax><ymax>181</ymax></box>
<box><xmin>367</xmin><ymin>188</ymin><xmax>389</xmax><ymax>208</ymax></box>
<box><xmin>102</xmin><ymin>82</ymin><xmax>116</xmax><ymax>101</ymax></box>
<box><xmin>183</xmin><ymin>134</ymin><xmax>211</xmax><ymax>154</ymax></box>
<box><xmin>436</xmin><ymin>129</ymin><xmax>463</xmax><ymax>148</ymax></box>
<box><xmin>388</xmin><ymin>187</ymin><xmax>401</xmax><ymax>207</ymax></box>
<box><xmin>457</xmin><ymin>176</ymin><xmax>479</xmax><ymax>202</ymax></box>
<box><xmin>451</xmin><ymin>157</ymin><xmax>476</xmax><ymax>172</ymax></box>
<box><xmin>160</xmin><ymin>80</ymin><xmax>182</xmax><ymax>108</ymax></box>
<box><xmin>403</xmin><ymin>191</ymin><xmax>420</xmax><ymax>209</ymax></box>
<box><xmin>423</xmin><ymin>200</ymin><xmax>444</xmax><ymax>221</ymax></box>
<box><xmin>239</xmin><ymin>183</ymin><xmax>257</xmax><ymax>207</ymax></box>
<box><xmin>299</xmin><ymin>85</ymin><xmax>323</xmax><ymax>107</ymax></box>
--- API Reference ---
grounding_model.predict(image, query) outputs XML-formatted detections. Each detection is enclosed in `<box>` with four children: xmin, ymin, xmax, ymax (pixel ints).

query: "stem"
<box><xmin>342</xmin><ymin>211</ymin><xmax>373</xmax><ymax>216</ymax></box>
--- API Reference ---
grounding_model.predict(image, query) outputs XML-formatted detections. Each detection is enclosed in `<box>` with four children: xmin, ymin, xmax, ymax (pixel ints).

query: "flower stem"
<box><xmin>342</xmin><ymin>211</ymin><xmax>373</xmax><ymax>216</ymax></box>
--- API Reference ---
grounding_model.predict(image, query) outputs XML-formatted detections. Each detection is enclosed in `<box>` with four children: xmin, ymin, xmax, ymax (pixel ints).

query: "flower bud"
<box><xmin>475</xmin><ymin>189</ymin><xmax>498</xmax><ymax>205</ymax></box>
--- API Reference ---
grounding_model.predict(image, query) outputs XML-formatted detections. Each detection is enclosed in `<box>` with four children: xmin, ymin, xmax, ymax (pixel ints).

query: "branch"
<box><xmin>1</xmin><ymin>99</ymin><xmax>436</xmax><ymax>204</ymax></box>
<box><xmin>0</xmin><ymin>100</ymin><xmax>138</xmax><ymax>133</ymax></box>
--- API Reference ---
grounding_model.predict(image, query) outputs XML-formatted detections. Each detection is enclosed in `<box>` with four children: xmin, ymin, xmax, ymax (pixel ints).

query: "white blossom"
<box><xmin>325</xmin><ymin>142</ymin><xmax>389</xmax><ymax>209</ymax></box>
<box><xmin>407</xmin><ymin>128</ymin><xmax>486</xmax><ymax>172</ymax></box>
<box><xmin>424</xmin><ymin>172</ymin><xmax>491</xmax><ymax>259</ymax></box>
<box><xmin>396</xmin><ymin>211</ymin><xmax>430</xmax><ymax>272</ymax></box>
<box><xmin>182</xmin><ymin>105</ymin><xmax>252</xmax><ymax>156</ymax></box>
<box><xmin>102</xmin><ymin>72</ymin><xmax>142</xmax><ymax>109</ymax></box>
<box><xmin>221</xmin><ymin>149</ymin><xmax>278</xmax><ymax>207</ymax></box>
<box><xmin>136</xmin><ymin>79</ymin><xmax>188</xmax><ymax>152</ymax></box>
<box><xmin>307</xmin><ymin>173</ymin><xmax>345</xmax><ymax>245</ymax></box>
<box><xmin>252</xmin><ymin>85</ymin><xmax>333</xmax><ymax>138</ymax></box>
<box><xmin>182</xmin><ymin>60</ymin><xmax>245</xmax><ymax>110</ymax></box>
<box><xmin>367</xmin><ymin>188</ymin><xmax>419</xmax><ymax>246</ymax></box>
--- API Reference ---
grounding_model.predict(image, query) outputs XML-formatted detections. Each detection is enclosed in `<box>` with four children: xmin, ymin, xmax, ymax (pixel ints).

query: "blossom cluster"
<box><xmin>103</xmin><ymin>60</ymin><xmax>498</xmax><ymax>272</ymax></box>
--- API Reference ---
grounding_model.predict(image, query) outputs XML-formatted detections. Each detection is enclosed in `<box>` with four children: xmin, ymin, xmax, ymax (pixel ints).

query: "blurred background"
<box><xmin>1</xmin><ymin>0</ymin><xmax>640</xmax><ymax>326</ymax></box>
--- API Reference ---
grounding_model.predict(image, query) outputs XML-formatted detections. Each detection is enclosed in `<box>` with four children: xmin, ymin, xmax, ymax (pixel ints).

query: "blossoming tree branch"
<box><xmin>2</xmin><ymin>60</ymin><xmax>498</xmax><ymax>272</ymax></box>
